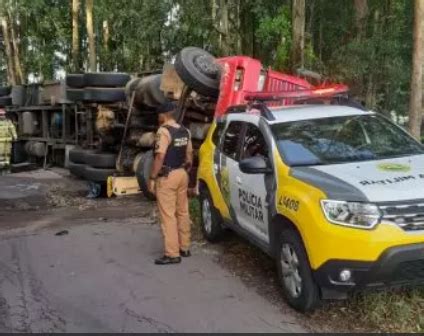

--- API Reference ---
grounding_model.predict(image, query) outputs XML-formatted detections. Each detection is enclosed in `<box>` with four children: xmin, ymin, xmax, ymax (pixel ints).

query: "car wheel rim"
<box><xmin>202</xmin><ymin>197</ymin><xmax>213</xmax><ymax>234</ymax></box>
<box><xmin>280</xmin><ymin>243</ymin><xmax>302</xmax><ymax>298</ymax></box>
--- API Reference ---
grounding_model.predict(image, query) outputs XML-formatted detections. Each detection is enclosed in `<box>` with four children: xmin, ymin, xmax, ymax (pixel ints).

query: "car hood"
<box><xmin>290</xmin><ymin>155</ymin><xmax>424</xmax><ymax>203</ymax></box>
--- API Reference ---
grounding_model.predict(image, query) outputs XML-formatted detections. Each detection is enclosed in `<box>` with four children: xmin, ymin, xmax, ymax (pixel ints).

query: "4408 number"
<box><xmin>279</xmin><ymin>196</ymin><xmax>300</xmax><ymax>212</ymax></box>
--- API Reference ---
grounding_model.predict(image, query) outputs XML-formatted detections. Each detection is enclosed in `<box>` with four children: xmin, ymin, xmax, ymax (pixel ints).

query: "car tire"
<box><xmin>199</xmin><ymin>187</ymin><xmax>224</xmax><ymax>242</ymax></box>
<box><xmin>68</xmin><ymin>162</ymin><xmax>86</xmax><ymax>178</ymax></box>
<box><xmin>66</xmin><ymin>74</ymin><xmax>84</xmax><ymax>88</ymax></box>
<box><xmin>135</xmin><ymin>150</ymin><xmax>155</xmax><ymax>200</ymax></box>
<box><xmin>84</xmin><ymin>166</ymin><xmax>116</xmax><ymax>182</ymax></box>
<box><xmin>276</xmin><ymin>229</ymin><xmax>321</xmax><ymax>313</ymax></box>
<box><xmin>0</xmin><ymin>96</ymin><xmax>12</xmax><ymax>107</ymax></box>
<box><xmin>175</xmin><ymin>47</ymin><xmax>221</xmax><ymax>97</ymax></box>
<box><xmin>0</xmin><ymin>86</ymin><xmax>11</xmax><ymax>96</ymax></box>
<box><xmin>66</xmin><ymin>89</ymin><xmax>84</xmax><ymax>102</ymax></box>
<box><xmin>84</xmin><ymin>87</ymin><xmax>126</xmax><ymax>103</ymax></box>
<box><xmin>84</xmin><ymin>72</ymin><xmax>130</xmax><ymax>87</ymax></box>
<box><xmin>85</xmin><ymin>151</ymin><xmax>117</xmax><ymax>169</ymax></box>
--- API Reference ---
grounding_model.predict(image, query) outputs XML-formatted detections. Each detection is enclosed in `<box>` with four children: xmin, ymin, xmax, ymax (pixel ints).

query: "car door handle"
<box><xmin>236</xmin><ymin>176</ymin><xmax>242</xmax><ymax>185</ymax></box>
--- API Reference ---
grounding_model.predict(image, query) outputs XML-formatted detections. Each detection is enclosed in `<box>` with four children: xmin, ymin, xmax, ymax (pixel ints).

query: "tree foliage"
<box><xmin>0</xmin><ymin>0</ymin><xmax>416</xmax><ymax>118</ymax></box>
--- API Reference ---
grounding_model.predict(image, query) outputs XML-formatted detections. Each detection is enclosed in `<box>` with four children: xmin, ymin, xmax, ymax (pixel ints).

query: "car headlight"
<box><xmin>320</xmin><ymin>200</ymin><xmax>381</xmax><ymax>229</ymax></box>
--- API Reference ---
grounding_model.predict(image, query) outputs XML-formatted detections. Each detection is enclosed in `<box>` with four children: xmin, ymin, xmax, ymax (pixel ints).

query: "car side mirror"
<box><xmin>239</xmin><ymin>156</ymin><xmax>272</xmax><ymax>174</ymax></box>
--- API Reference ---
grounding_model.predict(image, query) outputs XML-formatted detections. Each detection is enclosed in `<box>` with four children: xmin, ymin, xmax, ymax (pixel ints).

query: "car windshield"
<box><xmin>271</xmin><ymin>114</ymin><xmax>424</xmax><ymax>166</ymax></box>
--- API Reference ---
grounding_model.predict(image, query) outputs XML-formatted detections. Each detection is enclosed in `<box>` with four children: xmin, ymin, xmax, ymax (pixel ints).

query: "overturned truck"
<box><xmin>7</xmin><ymin>47</ymin><xmax>342</xmax><ymax>198</ymax></box>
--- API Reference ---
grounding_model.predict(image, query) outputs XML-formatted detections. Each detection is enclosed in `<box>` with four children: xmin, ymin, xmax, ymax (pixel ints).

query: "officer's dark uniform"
<box><xmin>154</xmin><ymin>119</ymin><xmax>192</xmax><ymax>258</ymax></box>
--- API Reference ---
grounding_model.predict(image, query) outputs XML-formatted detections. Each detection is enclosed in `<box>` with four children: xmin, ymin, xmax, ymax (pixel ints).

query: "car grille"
<box><xmin>379</xmin><ymin>200</ymin><xmax>424</xmax><ymax>231</ymax></box>
<box><xmin>392</xmin><ymin>260</ymin><xmax>424</xmax><ymax>281</ymax></box>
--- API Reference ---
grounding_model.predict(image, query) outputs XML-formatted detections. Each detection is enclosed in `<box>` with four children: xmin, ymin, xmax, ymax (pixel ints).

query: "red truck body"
<box><xmin>214</xmin><ymin>56</ymin><xmax>348</xmax><ymax>117</ymax></box>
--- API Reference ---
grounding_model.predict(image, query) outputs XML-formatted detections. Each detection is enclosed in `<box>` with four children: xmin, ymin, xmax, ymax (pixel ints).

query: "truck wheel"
<box><xmin>66</xmin><ymin>74</ymin><xmax>84</xmax><ymax>88</ymax></box>
<box><xmin>175</xmin><ymin>47</ymin><xmax>221</xmax><ymax>97</ymax></box>
<box><xmin>84</xmin><ymin>166</ymin><xmax>116</xmax><ymax>182</ymax></box>
<box><xmin>66</xmin><ymin>89</ymin><xmax>84</xmax><ymax>101</ymax></box>
<box><xmin>68</xmin><ymin>162</ymin><xmax>86</xmax><ymax>178</ymax></box>
<box><xmin>85</xmin><ymin>152</ymin><xmax>117</xmax><ymax>169</ymax></box>
<box><xmin>135</xmin><ymin>150</ymin><xmax>156</xmax><ymax>200</ymax></box>
<box><xmin>83</xmin><ymin>72</ymin><xmax>130</xmax><ymax>87</ymax></box>
<box><xmin>69</xmin><ymin>148</ymin><xmax>97</xmax><ymax>164</ymax></box>
<box><xmin>0</xmin><ymin>96</ymin><xmax>12</xmax><ymax>107</ymax></box>
<box><xmin>83</xmin><ymin>87</ymin><xmax>126</xmax><ymax>103</ymax></box>
<box><xmin>199</xmin><ymin>188</ymin><xmax>224</xmax><ymax>242</ymax></box>
<box><xmin>0</xmin><ymin>86</ymin><xmax>11</xmax><ymax>96</ymax></box>
<box><xmin>276</xmin><ymin>229</ymin><xmax>321</xmax><ymax>313</ymax></box>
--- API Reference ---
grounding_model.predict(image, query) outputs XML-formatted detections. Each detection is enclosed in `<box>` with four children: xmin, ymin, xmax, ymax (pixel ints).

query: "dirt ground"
<box><xmin>0</xmin><ymin>168</ymin><xmax>313</xmax><ymax>333</ymax></box>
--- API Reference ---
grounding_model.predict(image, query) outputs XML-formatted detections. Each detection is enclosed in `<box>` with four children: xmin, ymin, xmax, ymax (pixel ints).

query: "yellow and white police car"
<box><xmin>197</xmin><ymin>103</ymin><xmax>424</xmax><ymax>312</ymax></box>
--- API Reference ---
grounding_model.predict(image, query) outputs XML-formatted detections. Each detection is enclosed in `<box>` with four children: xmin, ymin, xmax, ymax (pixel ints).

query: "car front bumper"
<box><xmin>314</xmin><ymin>243</ymin><xmax>424</xmax><ymax>291</ymax></box>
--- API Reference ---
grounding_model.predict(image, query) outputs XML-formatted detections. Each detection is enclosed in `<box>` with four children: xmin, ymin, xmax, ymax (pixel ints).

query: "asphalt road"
<box><xmin>0</xmin><ymin>170</ymin><xmax>305</xmax><ymax>333</ymax></box>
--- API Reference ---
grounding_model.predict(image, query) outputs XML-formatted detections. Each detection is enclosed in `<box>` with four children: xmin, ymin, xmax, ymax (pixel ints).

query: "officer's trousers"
<box><xmin>156</xmin><ymin>168</ymin><xmax>191</xmax><ymax>257</ymax></box>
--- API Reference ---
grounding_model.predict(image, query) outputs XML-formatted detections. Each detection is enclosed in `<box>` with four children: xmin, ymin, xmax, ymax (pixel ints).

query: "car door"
<box><xmin>233</xmin><ymin>122</ymin><xmax>270</xmax><ymax>243</ymax></box>
<box><xmin>218</xmin><ymin>121</ymin><xmax>245</xmax><ymax>222</ymax></box>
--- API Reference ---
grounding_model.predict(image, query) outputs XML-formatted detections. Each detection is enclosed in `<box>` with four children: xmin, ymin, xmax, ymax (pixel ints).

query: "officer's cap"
<box><xmin>156</xmin><ymin>101</ymin><xmax>177</xmax><ymax>114</ymax></box>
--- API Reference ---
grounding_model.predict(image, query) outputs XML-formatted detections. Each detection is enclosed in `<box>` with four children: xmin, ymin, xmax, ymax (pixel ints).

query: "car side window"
<box><xmin>222</xmin><ymin>121</ymin><xmax>244</xmax><ymax>161</ymax></box>
<box><xmin>241</xmin><ymin>124</ymin><xmax>269</xmax><ymax>160</ymax></box>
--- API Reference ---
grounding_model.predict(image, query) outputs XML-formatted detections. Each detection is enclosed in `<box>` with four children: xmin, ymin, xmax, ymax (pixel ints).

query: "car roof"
<box><xmin>225</xmin><ymin>105</ymin><xmax>374</xmax><ymax>124</ymax></box>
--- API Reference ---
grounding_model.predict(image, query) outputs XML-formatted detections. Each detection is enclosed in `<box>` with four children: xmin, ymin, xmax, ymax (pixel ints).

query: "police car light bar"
<box><xmin>244</xmin><ymin>84</ymin><xmax>349</xmax><ymax>102</ymax></box>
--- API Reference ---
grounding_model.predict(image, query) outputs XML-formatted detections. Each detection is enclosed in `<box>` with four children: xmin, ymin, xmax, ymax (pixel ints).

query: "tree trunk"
<box><xmin>86</xmin><ymin>0</ymin><xmax>96</xmax><ymax>72</ymax></box>
<box><xmin>291</xmin><ymin>0</ymin><xmax>305</xmax><ymax>71</ymax></box>
<box><xmin>354</xmin><ymin>0</ymin><xmax>368</xmax><ymax>39</ymax></box>
<box><xmin>219</xmin><ymin>0</ymin><xmax>229</xmax><ymax>55</ymax></box>
<box><xmin>0</xmin><ymin>15</ymin><xmax>16</xmax><ymax>85</ymax></box>
<box><xmin>8</xmin><ymin>11</ymin><xmax>24</xmax><ymax>84</ymax></box>
<box><xmin>102</xmin><ymin>20</ymin><xmax>109</xmax><ymax>51</ymax></box>
<box><xmin>408</xmin><ymin>0</ymin><xmax>424</xmax><ymax>140</ymax></box>
<box><xmin>71</xmin><ymin>0</ymin><xmax>81</xmax><ymax>72</ymax></box>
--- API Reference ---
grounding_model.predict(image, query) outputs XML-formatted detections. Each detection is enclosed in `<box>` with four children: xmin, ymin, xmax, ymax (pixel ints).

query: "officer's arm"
<box><xmin>150</xmin><ymin>127</ymin><xmax>170</xmax><ymax>179</ymax></box>
<box><xmin>150</xmin><ymin>153</ymin><xmax>166</xmax><ymax>180</ymax></box>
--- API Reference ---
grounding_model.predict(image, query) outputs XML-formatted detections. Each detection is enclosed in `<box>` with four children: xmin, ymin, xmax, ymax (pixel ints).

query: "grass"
<box><xmin>188</xmin><ymin>197</ymin><xmax>424</xmax><ymax>332</ymax></box>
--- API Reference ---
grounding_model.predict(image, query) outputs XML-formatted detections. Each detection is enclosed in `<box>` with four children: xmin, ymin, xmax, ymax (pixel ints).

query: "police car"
<box><xmin>197</xmin><ymin>102</ymin><xmax>424</xmax><ymax>312</ymax></box>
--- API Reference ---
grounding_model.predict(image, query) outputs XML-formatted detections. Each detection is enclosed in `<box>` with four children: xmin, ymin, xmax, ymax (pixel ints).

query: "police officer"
<box><xmin>148</xmin><ymin>102</ymin><xmax>193</xmax><ymax>265</ymax></box>
<box><xmin>0</xmin><ymin>108</ymin><xmax>17</xmax><ymax>175</ymax></box>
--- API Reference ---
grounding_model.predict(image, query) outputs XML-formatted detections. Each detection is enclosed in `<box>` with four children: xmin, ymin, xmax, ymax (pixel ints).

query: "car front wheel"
<box><xmin>199</xmin><ymin>189</ymin><xmax>224</xmax><ymax>242</ymax></box>
<box><xmin>277</xmin><ymin>229</ymin><xmax>320</xmax><ymax>312</ymax></box>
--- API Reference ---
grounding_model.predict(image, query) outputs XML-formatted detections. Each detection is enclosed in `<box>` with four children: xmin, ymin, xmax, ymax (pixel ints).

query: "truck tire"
<box><xmin>66</xmin><ymin>74</ymin><xmax>84</xmax><ymax>88</ymax></box>
<box><xmin>66</xmin><ymin>89</ymin><xmax>84</xmax><ymax>101</ymax></box>
<box><xmin>0</xmin><ymin>86</ymin><xmax>11</xmax><ymax>96</ymax></box>
<box><xmin>276</xmin><ymin>229</ymin><xmax>321</xmax><ymax>313</ymax></box>
<box><xmin>199</xmin><ymin>187</ymin><xmax>224</xmax><ymax>242</ymax></box>
<box><xmin>83</xmin><ymin>87</ymin><xmax>126</xmax><ymax>103</ymax></box>
<box><xmin>68</xmin><ymin>162</ymin><xmax>86</xmax><ymax>178</ymax></box>
<box><xmin>175</xmin><ymin>47</ymin><xmax>220</xmax><ymax>97</ymax></box>
<box><xmin>84</xmin><ymin>166</ymin><xmax>116</xmax><ymax>182</ymax></box>
<box><xmin>0</xmin><ymin>96</ymin><xmax>12</xmax><ymax>107</ymax></box>
<box><xmin>69</xmin><ymin>148</ymin><xmax>97</xmax><ymax>164</ymax></box>
<box><xmin>135</xmin><ymin>150</ymin><xmax>155</xmax><ymax>200</ymax></box>
<box><xmin>84</xmin><ymin>72</ymin><xmax>130</xmax><ymax>87</ymax></box>
<box><xmin>125</xmin><ymin>77</ymin><xmax>142</xmax><ymax>99</ymax></box>
<box><xmin>85</xmin><ymin>152</ymin><xmax>117</xmax><ymax>169</ymax></box>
